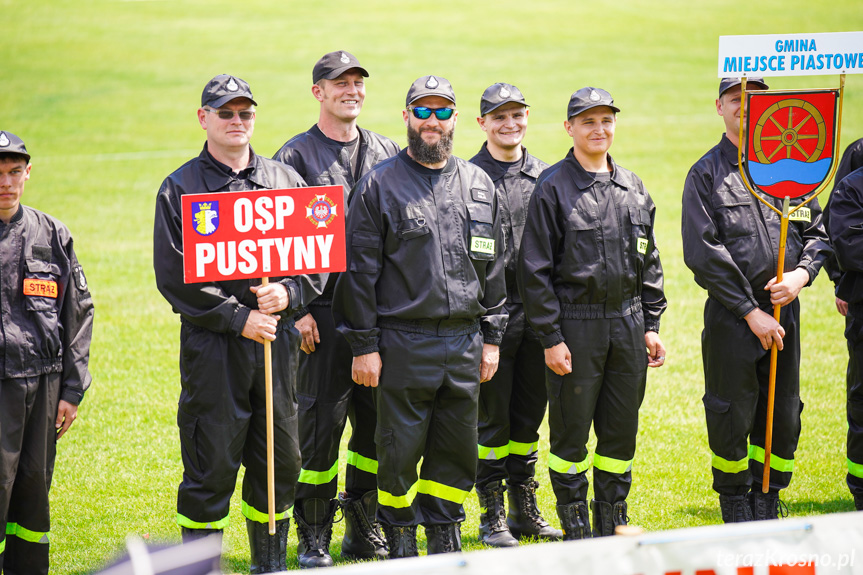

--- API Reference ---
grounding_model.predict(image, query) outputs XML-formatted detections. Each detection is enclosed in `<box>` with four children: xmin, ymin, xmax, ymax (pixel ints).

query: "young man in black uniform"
<box><xmin>681</xmin><ymin>78</ymin><xmax>830</xmax><ymax>523</ymax></box>
<box><xmin>469</xmin><ymin>83</ymin><xmax>561</xmax><ymax>547</ymax></box>
<box><xmin>154</xmin><ymin>75</ymin><xmax>322</xmax><ymax>573</ymax></box>
<box><xmin>272</xmin><ymin>50</ymin><xmax>398</xmax><ymax>567</ymax></box>
<box><xmin>333</xmin><ymin>75</ymin><xmax>507</xmax><ymax>558</ymax></box>
<box><xmin>824</xmin><ymin>137</ymin><xmax>863</xmax><ymax>511</ymax></box>
<box><xmin>518</xmin><ymin>88</ymin><xmax>667</xmax><ymax>540</ymax></box>
<box><xmin>0</xmin><ymin>131</ymin><xmax>94</xmax><ymax>575</ymax></box>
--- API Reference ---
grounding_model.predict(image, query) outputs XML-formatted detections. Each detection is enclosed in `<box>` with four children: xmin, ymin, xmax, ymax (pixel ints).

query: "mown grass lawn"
<box><xmin>4</xmin><ymin>0</ymin><xmax>863</xmax><ymax>572</ymax></box>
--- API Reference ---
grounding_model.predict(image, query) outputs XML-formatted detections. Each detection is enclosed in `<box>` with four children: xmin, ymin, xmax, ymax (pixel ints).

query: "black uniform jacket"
<box><xmin>470</xmin><ymin>143</ymin><xmax>548</xmax><ymax>303</ymax></box>
<box><xmin>828</xmin><ymin>167</ymin><xmax>863</xmax><ymax>304</ymax></box>
<box><xmin>273</xmin><ymin>124</ymin><xmax>400</xmax><ymax>306</ymax></box>
<box><xmin>0</xmin><ymin>205</ymin><xmax>94</xmax><ymax>404</ymax></box>
<box><xmin>154</xmin><ymin>144</ymin><xmax>324</xmax><ymax>333</ymax></box>
<box><xmin>682</xmin><ymin>135</ymin><xmax>831</xmax><ymax>318</ymax></box>
<box><xmin>333</xmin><ymin>149</ymin><xmax>508</xmax><ymax>356</ymax></box>
<box><xmin>518</xmin><ymin>150</ymin><xmax>666</xmax><ymax>350</ymax></box>
<box><xmin>824</xmin><ymin>138</ymin><xmax>863</xmax><ymax>286</ymax></box>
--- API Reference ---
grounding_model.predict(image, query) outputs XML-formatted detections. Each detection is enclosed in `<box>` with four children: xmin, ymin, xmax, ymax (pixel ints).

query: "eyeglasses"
<box><xmin>205</xmin><ymin>108</ymin><xmax>255</xmax><ymax>121</ymax></box>
<box><xmin>408</xmin><ymin>106</ymin><xmax>455</xmax><ymax>120</ymax></box>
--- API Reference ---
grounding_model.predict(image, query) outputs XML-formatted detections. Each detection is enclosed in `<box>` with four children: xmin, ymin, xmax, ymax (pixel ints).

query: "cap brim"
<box><xmin>568</xmin><ymin>102</ymin><xmax>620</xmax><ymax>119</ymax></box>
<box><xmin>408</xmin><ymin>92</ymin><xmax>456</xmax><ymax>106</ymax></box>
<box><xmin>319</xmin><ymin>65</ymin><xmax>370</xmax><ymax>82</ymax></box>
<box><xmin>481</xmin><ymin>100</ymin><xmax>529</xmax><ymax>116</ymax></box>
<box><xmin>207</xmin><ymin>94</ymin><xmax>258</xmax><ymax>109</ymax></box>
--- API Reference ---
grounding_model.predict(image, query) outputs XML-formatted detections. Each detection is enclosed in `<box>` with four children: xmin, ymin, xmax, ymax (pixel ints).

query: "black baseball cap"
<box><xmin>0</xmin><ymin>131</ymin><xmax>30</xmax><ymax>163</ymax></box>
<box><xmin>480</xmin><ymin>83</ymin><xmax>528</xmax><ymax>116</ymax></box>
<box><xmin>719</xmin><ymin>77</ymin><xmax>769</xmax><ymax>97</ymax></box>
<box><xmin>406</xmin><ymin>75</ymin><xmax>456</xmax><ymax>107</ymax></box>
<box><xmin>201</xmin><ymin>74</ymin><xmax>257</xmax><ymax>109</ymax></box>
<box><xmin>313</xmin><ymin>51</ymin><xmax>369</xmax><ymax>83</ymax></box>
<box><xmin>567</xmin><ymin>87</ymin><xmax>620</xmax><ymax>119</ymax></box>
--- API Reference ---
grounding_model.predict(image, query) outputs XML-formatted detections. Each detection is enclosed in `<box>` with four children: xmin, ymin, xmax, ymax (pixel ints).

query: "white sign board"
<box><xmin>719</xmin><ymin>32</ymin><xmax>863</xmax><ymax>77</ymax></box>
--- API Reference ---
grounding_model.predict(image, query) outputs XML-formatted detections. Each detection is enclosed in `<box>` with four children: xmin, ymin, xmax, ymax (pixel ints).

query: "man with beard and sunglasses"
<box><xmin>273</xmin><ymin>50</ymin><xmax>398</xmax><ymax>568</ymax></box>
<box><xmin>333</xmin><ymin>75</ymin><xmax>507</xmax><ymax>558</ymax></box>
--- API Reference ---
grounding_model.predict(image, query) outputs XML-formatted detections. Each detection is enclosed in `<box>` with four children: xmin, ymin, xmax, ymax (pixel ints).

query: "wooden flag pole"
<box><xmin>261</xmin><ymin>276</ymin><xmax>276</xmax><ymax>535</ymax></box>
<box><xmin>762</xmin><ymin>196</ymin><xmax>790</xmax><ymax>493</ymax></box>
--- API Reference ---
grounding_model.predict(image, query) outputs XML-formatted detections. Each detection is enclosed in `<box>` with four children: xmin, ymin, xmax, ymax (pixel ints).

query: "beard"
<box><xmin>407</xmin><ymin>124</ymin><xmax>454</xmax><ymax>165</ymax></box>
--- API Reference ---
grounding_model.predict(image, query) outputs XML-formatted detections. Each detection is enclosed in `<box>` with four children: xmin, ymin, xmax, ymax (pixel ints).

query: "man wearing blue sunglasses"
<box><xmin>334</xmin><ymin>75</ymin><xmax>507</xmax><ymax>558</ymax></box>
<box><xmin>273</xmin><ymin>51</ymin><xmax>398</xmax><ymax>568</ymax></box>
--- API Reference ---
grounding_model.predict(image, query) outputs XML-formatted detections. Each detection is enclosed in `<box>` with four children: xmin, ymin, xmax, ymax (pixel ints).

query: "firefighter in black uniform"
<box><xmin>681</xmin><ymin>77</ymin><xmax>831</xmax><ymax>523</ymax></box>
<box><xmin>824</xmin><ymin>137</ymin><xmax>863</xmax><ymax>511</ymax></box>
<box><xmin>333</xmin><ymin>75</ymin><xmax>507</xmax><ymax>558</ymax></box>
<box><xmin>518</xmin><ymin>88</ymin><xmax>667</xmax><ymax>540</ymax></box>
<box><xmin>153</xmin><ymin>75</ymin><xmax>322</xmax><ymax>573</ymax></box>
<box><xmin>0</xmin><ymin>131</ymin><xmax>94</xmax><ymax>575</ymax></box>
<box><xmin>272</xmin><ymin>50</ymin><xmax>398</xmax><ymax>567</ymax></box>
<box><xmin>469</xmin><ymin>83</ymin><xmax>561</xmax><ymax>547</ymax></box>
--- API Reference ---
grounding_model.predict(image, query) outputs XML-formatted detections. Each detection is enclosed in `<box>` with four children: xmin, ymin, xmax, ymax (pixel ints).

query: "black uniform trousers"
<box><xmin>477</xmin><ymin>304</ymin><xmax>547</xmax><ymax>487</ymax></box>
<box><xmin>375</xmin><ymin>323</ymin><xmax>482</xmax><ymax>527</ymax></box>
<box><xmin>546</xmin><ymin>314</ymin><xmax>646</xmax><ymax>505</ymax></box>
<box><xmin>177</xmin><ymin>320</ymin><xmax>300</xmax><ymax>529</ymax></box>
<box><xmin>845</xmin><ymin>304</ymin><xmax>863</xmax><ymax>496</ymax></box>
<box><xmin>701</xmin><ymin>298</ymin><xmax>803</xmax><ymax>496</ymax></box>
<box><xmin>295</xmin><ymin>302</ymin><xmax>377</xmax><ymax>502</ymax></box>
<box><xmin>0</xmin><ymin>374</ymin><xmax>59</xmax><ymax>575</ymax></box>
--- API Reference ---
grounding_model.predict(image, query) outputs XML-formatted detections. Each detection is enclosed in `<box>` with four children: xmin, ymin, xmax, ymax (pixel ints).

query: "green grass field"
<box><xmin>4</xmin><ymin>0</ymin><xmax>863</xmax><ymax>572</ymax></box>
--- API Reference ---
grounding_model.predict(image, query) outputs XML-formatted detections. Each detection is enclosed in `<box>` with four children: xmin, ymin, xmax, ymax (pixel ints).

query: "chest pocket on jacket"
<box><xmin>24</xmin><ymin>258</ymin><xmax>61</xmax><ymax>312</ymax></box>
<box><xmin>628</xmin><ymin>206</ymin><xmax>651</xmax><ymax>265</ymax></box>
<box><xmin>564</xmin><ymin>209</ymin><xmax>599</xmax><ymax>264</ymax></box>
<box><xmin>714</xmin><ymin>188</ymin><xmax>757</xmax><ymax>242</ymax></box>
<box><xmin>467</xmin><ymin>200</ymin><xmax>495</xmax><ymax>261</ymax></box>
<box><xmin>395</xmin><ymin>204</ymin><xmax>430</xmax><ymax>240</ymax></box>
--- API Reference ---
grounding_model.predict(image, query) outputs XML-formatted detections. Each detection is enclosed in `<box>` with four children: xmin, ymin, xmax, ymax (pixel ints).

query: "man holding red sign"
<box><xmin>681</xmin><ymin>77</ymin><xmax>831</xmax><ymax>523</ymax></box>
<box><xmin>153</xmin><ymin>74</ymin><xmax>323</xmax><ymax>573</ymax></box>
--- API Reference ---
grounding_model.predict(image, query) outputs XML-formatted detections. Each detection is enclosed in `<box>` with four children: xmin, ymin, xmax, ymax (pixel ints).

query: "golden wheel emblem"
<box><xmin>752</xmin><ymin>98</ymin><xmax>827</xmax><ymax>164</ymax></box>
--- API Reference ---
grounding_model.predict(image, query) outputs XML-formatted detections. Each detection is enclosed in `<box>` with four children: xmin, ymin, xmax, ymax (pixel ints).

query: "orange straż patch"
<box><xmin>23</xmin><ymin>279</ymin><xmax>58</xmax><ymax>298</ymax></box>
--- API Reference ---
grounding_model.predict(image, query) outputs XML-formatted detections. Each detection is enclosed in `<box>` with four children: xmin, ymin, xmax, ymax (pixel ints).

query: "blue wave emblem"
<box><xmin>749</xmin><ymin>158</ymin><xmax>831</xmax><ymax>186</ymax></box>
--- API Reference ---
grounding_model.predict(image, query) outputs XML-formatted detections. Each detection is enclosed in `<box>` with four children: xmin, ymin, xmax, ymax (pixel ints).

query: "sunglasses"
<box><xmin>408</xmin><ymin>106</ymin><xmax>455</xmax><ymax>120</ymax></box>
<box><xmin>205</xmin><ymin>108</ymin><xmax>255</xmax><ymax>121</ymax></box>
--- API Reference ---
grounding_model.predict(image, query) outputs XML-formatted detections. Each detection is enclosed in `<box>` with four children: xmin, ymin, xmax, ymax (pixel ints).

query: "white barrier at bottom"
<box><xmin>319</xmin><ymin>512</ymin><xmax>863</xmax><ymax>575</ymax></box>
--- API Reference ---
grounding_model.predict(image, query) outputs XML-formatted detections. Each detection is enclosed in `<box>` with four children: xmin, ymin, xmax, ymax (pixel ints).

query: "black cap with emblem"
<box><xmin>719</xmin><ymin>77</ymin><xmax>769</xmax><ymax>97</ymax></box>
<box><xmin>0</xmin><ymin>131</ymin><xmax>31</xmax><ymax>163</ymax></box>
<box><xmin>406</xmin><ymin>75</ymin><xmax>456</xmax><ymax>107</ymax></box>
<box><xmin>313</xmin><ymin>50</ymin><xmax>369</xmax><ymax>83</ymax></box>
<box><xmin>201</xmin><ymin>74</ymin><xmax>258</xmax><ymax>109</ymax></box>
<box><xmin>567</xmin><ymin>87</ymin><xmax>620</xmax><ymax>120</ymax></box>
<box><xmin>480</xmin><ymin>82</ymin><xmax>528</xmax><ymax>116</ymax></box>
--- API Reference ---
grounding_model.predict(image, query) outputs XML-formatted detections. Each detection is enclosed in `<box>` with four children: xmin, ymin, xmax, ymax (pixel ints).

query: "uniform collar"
<box><xmin>473</xmin><ymin>143</ymin><xmax>543</xmax><ymax>180</ymax></box>
<box><xmin>199</xmin><ymin>142</ymin><xmax>270</xmax><ymax>191</ymax></box>
<box><xmin>564</xmin><ymin>149</ymin><xmax>626</xmax><ymax>190</ymax></box>
<box><xmin>719</xmin><ymin>134</ymin><xmax>740</xmax><ymax>167</ymax></box>
<box><xmin>310</xmin><ymin>123</ymin><xmax>365</xmax><ymax>148</ymax></box>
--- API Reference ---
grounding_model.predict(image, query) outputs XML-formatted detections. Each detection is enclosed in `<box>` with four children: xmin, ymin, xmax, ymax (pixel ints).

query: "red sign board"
<box><xmin>181</xmin><ymin>185</ymin><xmax>345</xmax><ymax>283</ymax></box>
<box><xmin>744</xmin><ymin>89</ymin><xmax>839</xmax><ymax>198</ymax></box>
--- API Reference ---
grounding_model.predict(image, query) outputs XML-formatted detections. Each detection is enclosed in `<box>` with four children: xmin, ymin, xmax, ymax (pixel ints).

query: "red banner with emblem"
<box><xmin>743</xmin><ymin>89</ymin><xmax>839</xmax><ymax>199</ymax></box>
<box><xmin>181</xmin><ymin>185</ymin><xmax>345</xmax><ymax>283</ymax></box>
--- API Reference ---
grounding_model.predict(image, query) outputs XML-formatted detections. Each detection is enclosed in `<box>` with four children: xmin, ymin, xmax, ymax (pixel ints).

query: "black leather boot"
<box><xmin>247</xmin><ymin>518</ymin><xmax>289</xmax><ymax>573</ymax></box>
<box><xmin>294</xmin><ymin>498</ymin><xmax>339</xmax><ymax>568</ymax></box>
<box><xmin>748</xmin><ymin>491</ymin><xmax>788</xmax><ymax>520</ymax></box>
<box><xmin>380</xmin><ymin>524</ymin><xmax>418</xmax><ymax>559</ymax></box>
<box><xmin>507</xmin><ymin>479</ymin><xmax>562</xmax><ymax>541</ymax></box>
<box><xmin>476</xmin><ymin>481</ymin><xmax>518</xmax><ymax>547</ymax></box>
<box><xmin>719</xmin><ymin>494</ymin><xmax>754</xmax><ymax>523</ymax></box>
<box><xmin>555</xmin><ymin>501</ymin><xmax>591</xmax><ymax>540</ymax></box>
<box><xmin>590</xmin><ymin>500</ymin><xmax>628</xmax><ymax>537</ymax></box>
<box><xmin>424</xmin><ymin>523</ymin><xmax>462</xmax><ymax>554</ymax></box>
<box><xmin>181</xmin><ymin>526</ymin><xmax>223</xmax><ymax>545</ymax></box>
<box><xmin>339</xmin><ymin>491</ymin><xmax>388</xmax><ymax>560</ymax></box>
